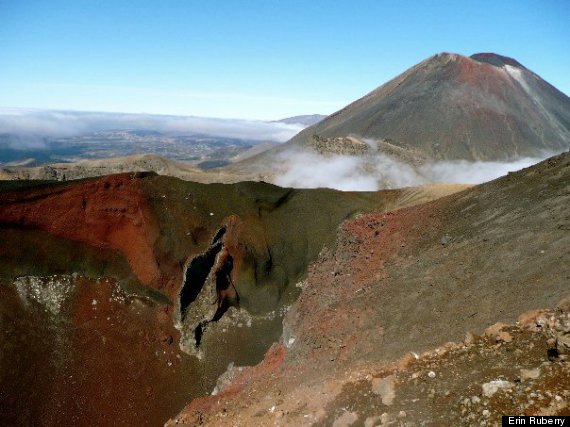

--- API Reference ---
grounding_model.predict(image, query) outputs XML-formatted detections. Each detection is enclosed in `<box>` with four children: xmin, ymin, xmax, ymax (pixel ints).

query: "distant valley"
<box><xmin>0</xmin><ymin>129</ymin><xmax>274</xmax><ymax>169</ymax></box>
<box><xmin>0</xmin><ymin>110</ymin><xmax>322</xmax><ymax>169</ymax></box>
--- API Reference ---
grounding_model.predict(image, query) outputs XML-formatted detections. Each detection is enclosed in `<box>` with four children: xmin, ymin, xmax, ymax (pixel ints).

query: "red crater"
<box><xmin>0</xmin><ymin>173</ymin><xmax>161</xmax><ymax>287</ymax></box>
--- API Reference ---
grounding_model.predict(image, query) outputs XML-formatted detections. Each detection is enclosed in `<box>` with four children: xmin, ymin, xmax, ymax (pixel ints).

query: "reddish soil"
<box><xmin>0</xmin><ymin>173</ymin><xmax>162</xmax><ymax>287</ymax></box>
<box><xmin>173</xmin><ymin>344</ymin><xmax>287</xmax><ymax>425</ymax></box>
<box><xmin>450</xmin><ymin>54</ymin><xmax>513</xmax><ymax>101</ymax></box>
<box><xmin>0</xmin><ymin>275</ymin><xmax>199</xmax><ymax>427</ymax></box>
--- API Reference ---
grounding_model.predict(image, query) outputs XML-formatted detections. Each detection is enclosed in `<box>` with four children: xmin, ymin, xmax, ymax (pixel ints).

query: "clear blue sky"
<box><xmin>1</xmin><ymin>0</ymin><xmax>569</xmax><ymax>120</ymax></box>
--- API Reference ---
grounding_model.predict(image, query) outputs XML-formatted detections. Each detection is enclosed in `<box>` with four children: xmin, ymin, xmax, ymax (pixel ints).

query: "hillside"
<box><xmin>0</xmin><ymin>154</ymin><xmax>244</xmax><ymax>183</ymax></box>
<box><xmin>276</xmin><ymin>114</ymin><xmax>327</xmax><ymax>126</ymax></box>
<box><xmin>169</xmin><ymin>150</ymin><xmax>570</xmax><ymax>426</ymax></box>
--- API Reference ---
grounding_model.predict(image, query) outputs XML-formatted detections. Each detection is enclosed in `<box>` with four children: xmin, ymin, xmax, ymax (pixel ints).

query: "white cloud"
<box><xmin>419</xmin><ymin>158</ymin><xmax>544</xmax><ymax>184</ymax></box>
<box><xmin>272</xmin><ymin>146</ymin><xmax>556</xmax><ymax>191</ymax></box>
<box><xmin>0</xmin><ymin>108</ymin><xmax>305</xmax><ymax>143</ymax></box>
<box><xmin>273</xmin><ymin>148</ymin><xmax>423</xmax><ymax>191</ymax></box>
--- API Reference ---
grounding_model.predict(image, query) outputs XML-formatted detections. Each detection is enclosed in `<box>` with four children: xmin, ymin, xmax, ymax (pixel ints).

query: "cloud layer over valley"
<box><xmin>273</xmin><ymin>147</ymin><xmax>557</xmax><ymax>191</ymax></box>
<box><xmin>0</xmin><ymin>109</ymin><xmax>563</xmax><ymax>189</ymax></box>
<box><xmin>0</xmin><ymin>108</ymin><xmax>304</xmax><ymax>150</ymax></box>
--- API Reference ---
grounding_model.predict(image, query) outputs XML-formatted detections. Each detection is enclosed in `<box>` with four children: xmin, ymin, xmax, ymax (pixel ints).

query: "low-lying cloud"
<box><xmin>273</xmin><ymin>147</ymin><xmax>556</xmax><ymax>190</ymax></box>
<box><xmin>274</xmin><ymin>150</ymin><xmax>422</xmax><ymax>191</ymax></box>
<box><xmin>0</xmin><ymin>108</ymin><xmax>305</xmax><ymax>150</ymax></box>
<box><xmin>419</xmin><ymin>158</ymin><xmax>546</xmax><ymax>184</ymax></box>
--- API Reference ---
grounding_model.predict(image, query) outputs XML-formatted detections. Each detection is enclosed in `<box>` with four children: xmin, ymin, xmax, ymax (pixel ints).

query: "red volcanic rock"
<box><xmin>0</xmin><ymin>174</ymin><xmax>161</xmax><ymax>287</ymax></box>
<box><xmin>166</xmin><ymin>344</ymin><xmax>286</xmax><ymax>426</ymax></box>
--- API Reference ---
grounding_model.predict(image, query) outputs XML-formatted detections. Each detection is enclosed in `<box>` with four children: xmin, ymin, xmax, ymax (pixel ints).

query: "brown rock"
<box><xmin>484</xmin><ymin>322</ymin><xmax>508</xmax><ymax>341</ymax></box>
<box><xmin>520</xmin><ymin>368</ymin><xmax>541</xmax><ymax>381</ymax></box>
<box><xmin>332</xmin><ymin>411</ymin><xmax>358</xmax><ymax>427</ymax></box>
<box><xmin>397</xmin><ymin>353</ymin><xmax>416</xmax><ymax>369</ymax></box>
<box><xmin>518</xmin><ymin>310</ymin><xmax>548</xmax><ymax>330</ymax></box>
<box><xmin>464</xmin><ymin>331</ymin><xmax>478</xmax><ymax>345</ymax></box>
<box><xmin>372</xmin><ymin>375</ymin><xmax>397</xmax><ymax>406</ymax></box>
<box><xmin>557</xmin><ymin>334</ymin><xmax>570</xmax><ymax>354</ymax></box>
<box><xmin>482</xmin><ymin>380</ymin><xmax>514</xmax><ymax>398</ymax></box>
<box><xmin>498</xmin><ymin>331</ymin><xmax>513</xmax><ymax>343</ymax></box>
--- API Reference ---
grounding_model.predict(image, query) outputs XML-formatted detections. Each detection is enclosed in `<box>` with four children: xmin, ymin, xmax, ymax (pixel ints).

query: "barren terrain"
<box><xmin>0</xmin><ymin>171</ymin><xmax>461</xmax><ymax>426</ymax></box>
<box><xmin>1</xmin><ymin>52</ymin><xmax>569</xmax><ymax>426</ymax></box>
<box><xmin>169</xmin><ymin>151</ymin><xmax>570</xmax><ymax>426</ymax></box>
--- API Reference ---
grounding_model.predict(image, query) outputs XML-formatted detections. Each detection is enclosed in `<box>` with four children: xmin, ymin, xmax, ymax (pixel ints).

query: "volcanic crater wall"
<box><xmin>178</xmin><ymin>225</ymin><xmax>241</xmax><ymax>354</ymax></box>
<box><xmin>0</xmin><ymin>173</ymin><xmax>163</xmax><ymax>290</ymax></box>
<box><xmin>0</xmin><ymin>170</ymin><xmax>469</xmax><ymax>427</ymax></box>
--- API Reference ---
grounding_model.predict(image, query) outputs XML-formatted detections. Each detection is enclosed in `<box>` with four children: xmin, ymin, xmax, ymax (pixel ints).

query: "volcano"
<box><xmin>286</xmin><ymin>52</ymin><xmax>570</xmax><ymax>161</ymax></box>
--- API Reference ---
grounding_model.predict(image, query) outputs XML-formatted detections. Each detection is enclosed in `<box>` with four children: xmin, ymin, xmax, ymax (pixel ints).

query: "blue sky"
<box><xmin>1</xmin><ymin>0</ymin><xmax>569</xmax><ymax>120</ymax></box>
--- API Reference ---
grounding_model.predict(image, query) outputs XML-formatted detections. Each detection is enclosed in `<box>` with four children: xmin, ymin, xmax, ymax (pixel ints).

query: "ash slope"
<box><xmin>170</xmin><ymin>150</ymin><xmax>570</xmax><ymax>426</ymax></box>
<box><xmin>0</xmin><ymin>173</ymin><xmax>460</xmax><ymax>426</ymax></box>
<box><xmin>286</xmin><ymin>52</ymin><xmax>570</xmax><ymax>160</ymax></box>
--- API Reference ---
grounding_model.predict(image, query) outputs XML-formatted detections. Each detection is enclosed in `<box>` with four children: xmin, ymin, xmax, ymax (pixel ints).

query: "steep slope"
<box><xmin>0</xmin><ymin>174</ymin><xmax>460</xmax><ymax>426</ymax></box>
<box><xmin>286</xmin><ymin>52</ymin><xmax>570</xmax><ymax>160</ymax></box>
<box><xmin>169</xmin><ymin>151</ymin><xmax>570</xmax><ymax>426</ymax></box>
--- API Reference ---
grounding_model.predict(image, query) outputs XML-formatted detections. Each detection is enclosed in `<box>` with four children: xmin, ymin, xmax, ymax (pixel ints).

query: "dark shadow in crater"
<box><xmin>179</xmin><ymin>227</ymin><xmax>226</xmax><ymax>321</ymax></box>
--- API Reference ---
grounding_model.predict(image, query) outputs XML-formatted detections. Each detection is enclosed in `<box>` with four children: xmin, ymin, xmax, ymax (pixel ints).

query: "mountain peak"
<box><xmin>470</xmin><ymin>52</ymin><xmax>525</xmax><ymax>69</ymax></box>
<box><xmin>287</xmin><ymin>52</ymin><xmax>570</xmax><ymax>160</ymax></box>
<box><xmin>427</xmin><ymin>52</ymin><xmax>462</xmax><ymax>64</ymax></box>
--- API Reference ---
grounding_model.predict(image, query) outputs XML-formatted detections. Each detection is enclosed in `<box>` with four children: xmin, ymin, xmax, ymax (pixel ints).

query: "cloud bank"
<box><xmin>274</xmin><ymin>150</ymin><xmax>421</xmax><ymax>191</ymax></box>
<box><xmin>419</xmin><ymin>158</ymin><xmax>546</xmax><ymax>184</ymax></box>
<box><xmin>273</xmin><ymin>147</ymin><xmax>555</xmax><ymax>190</ymax></box>
<box><xmin>0</xmin><ymin>109</ymin><xmax>304</xmax><ymax>149</ymax></box>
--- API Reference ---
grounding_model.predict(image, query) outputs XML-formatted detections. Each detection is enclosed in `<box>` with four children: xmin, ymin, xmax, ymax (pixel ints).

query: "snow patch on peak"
<box><xmin>471</xmin><ymin>53</ymin><xmax>525</xmax><ymax>69</ymax></box>
<box><xmin>504</xmin><ymin>64</ymin><xmax>530</xmax><ymax>93</ymax></box>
